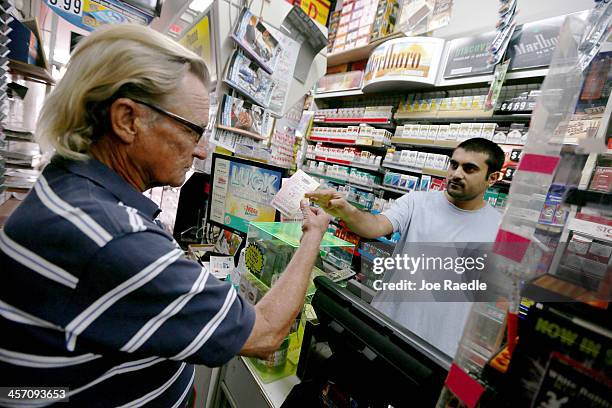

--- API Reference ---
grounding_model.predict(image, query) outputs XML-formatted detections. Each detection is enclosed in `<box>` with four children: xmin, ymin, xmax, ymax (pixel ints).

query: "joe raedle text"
<box><xmin>373</xmin><ymin>279</ymin><xmax>488</xmax><ymax>292</ymax></box>
<box><xmin>371</xmin><ymin>254</ymin><xmax>489</xmax><ymax>293</ymax></box>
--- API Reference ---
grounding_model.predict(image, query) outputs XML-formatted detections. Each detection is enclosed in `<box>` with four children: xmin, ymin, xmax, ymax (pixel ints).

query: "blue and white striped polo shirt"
<box><xmin>0</xmin><ymin>157</ymin><xmax>255</xmax><ymax>407</ymax></box>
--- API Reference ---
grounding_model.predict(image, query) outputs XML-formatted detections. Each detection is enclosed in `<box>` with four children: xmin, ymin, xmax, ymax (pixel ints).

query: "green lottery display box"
<box><xmin>239</xmin><ymin>222</ymin><xmax>355</xmax><ymax>383</ymax></box>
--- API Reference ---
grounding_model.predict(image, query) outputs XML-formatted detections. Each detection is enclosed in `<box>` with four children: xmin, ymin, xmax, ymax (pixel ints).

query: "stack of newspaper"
<box><xmin>0</xmin><ymin>126</ymin><xmax>41</xmax><ymax>190</ymax></box>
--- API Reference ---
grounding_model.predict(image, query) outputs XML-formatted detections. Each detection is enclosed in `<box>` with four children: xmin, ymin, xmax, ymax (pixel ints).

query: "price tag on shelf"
<box><xmin>503</xmin><ymin>166</ymin><xmax>516</xmax><ymax>181</ymax></box>
<box><xmin>46</xmin><ymin>0</ymin><xmax>83</xmax><ymax>16</ymax></box>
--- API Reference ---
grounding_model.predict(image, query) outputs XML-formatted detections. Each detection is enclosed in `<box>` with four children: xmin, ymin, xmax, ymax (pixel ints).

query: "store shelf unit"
<box><xmin>382</xmin><ymin>161</ymin><xmax>448</xmax><ymax>178</ymax></box>
<box><xmin>8</xmin><ymin>59</ymin><xmax>55</xmax><ymax>86</ymax></box>
<box><xmin>394</xmin><ymin>114</ymin><xmax>533</xmax><ymax>123</ymax></box>
<box><xmin>307</xmin><ymin>136</ymin><xmax>391</xmax><ymax>149</ymax></box>
<box><xmin>307</xmin><ymin>156</ymin><xmax>383</xmax><ymax>173</ymax></box>
<box><xmin>314</xmin><ymin>89</ymin><xmax>364</xmax><ymax>99</ymax></box>
<box><xmin>313</xmin><ymin>118</ymin><xmax>395</xmax><ymax>129</ymax></box>
<box><xmin>305</xmin><ymin>171</ymin><xmax>380</xmax><ymax>193</ymax></box>
<box><xmin>379</xmin><ymin>185</ymin><xmax>412</xmax><ymax>195</ymax></box>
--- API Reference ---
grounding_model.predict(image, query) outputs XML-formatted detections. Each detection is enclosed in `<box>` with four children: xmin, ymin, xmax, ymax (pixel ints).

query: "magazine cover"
<box><xmin>224</xmin><ymin>50</ymin><xmax>276</xmax><ymax>108</ymax></box>
<box><xmin>217</xmin><ymin>94</ymin><xmax>274</xmax><ymax>140</ymax></box>
<box><xmin>231</xmin><ymin>8</ymin><xmax>282</xmax><ymax>74</ymax></box>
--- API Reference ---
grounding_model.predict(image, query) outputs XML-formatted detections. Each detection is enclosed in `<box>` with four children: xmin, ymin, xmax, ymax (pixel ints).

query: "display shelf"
<box><xmin>305</xmin><ymin>171</ymin><xmax>348</xmax><ymax>185</ymax></box>
<box><xmin>564</xmin><ymin>188</ymin><xmax>611</xmax><ymax>208</ymax></box>
<box><xmin>391</xmin><ymin>138</ymin><xmax>459</xmax><ymax>149</ymax></box>
<box><xmin>313</xmin><ymin>118</ymin><xmax>395</xmax><ymax>129</ymax></box>
<box><xmin>215</xmin><ymin>124</ymin><xmax>267</xmax><ymax>141</ymax></box>
<box><xmin>394</xmin><ymin>114</ymin><xmax>532</xmax><ymax>123</ymax></box>
<box><xmin>392</xmin><ymin>140</ymin><xmax>525</xmax><ymax>150</ymax></box>
<box><xmin>307</xmin><ymin>137</ymin><xmax>390</xmax><ymax>149</ymax></box>
<box><xmin>306</xmin><ymin>171</ymin><xmax>380</xmax><ymax>193</ymax></box>
<box><xmin>310</xmin><ymin>156</ymin><xmax>383</xmax><ymax>172</ymax></box>
<box><xmin>8</xmin><ymin>60</ymin><xmax>55</xmax><ymax>85</ymax></box>
<box><xmin>348</xmin><ymin>180</ymin><xmax>377</xmax><ymax>192</ymax></box>
<box><xmin>382</xmin><ymin>162</ymin><xmax>448</xmax><ymax>178</ymax></box>
<box><xmin>327</xmin><ymin>31</ymin><xmax>404</xmax><ymax>67</ymax></box>
<box><xmin>434</xmin><ymin>68</ymin><xmax>549</xmax><ymax>88</ymax></box>
<box><xmin>308</xmin><ymin>136</ymin><xmax>357</xmax><ymax>145</ymax></box>
<box><xmin>314</xmin><ymin>89</ymin><xmax>364</xmax><ymax>99</ymax></box>
<box><xmin>380</xmin><ymin>185</ymin><xmax>411</xmax><ymax>195</ymax></box>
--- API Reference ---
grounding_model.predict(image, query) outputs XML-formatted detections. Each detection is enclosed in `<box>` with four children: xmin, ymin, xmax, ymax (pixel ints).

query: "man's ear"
<box><xmin>487</xmin><ymin>171</ymin><xmax>501</xmax><ymax>186</ymax></box>
<box><xmin>109</xmin><ymin>98</ymin><xmax>140</xmax><ymax>144</ymax></box>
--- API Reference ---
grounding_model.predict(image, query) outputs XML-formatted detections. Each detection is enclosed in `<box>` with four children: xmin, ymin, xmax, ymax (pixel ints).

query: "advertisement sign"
<box><xmin>363</xmin><ymin>37</ymin><xmax>445</xmax><ymax>90</ymax></box>
<box><xmin>292</xmin><ymin>0</ymin><xmax>331</xmax><ymax>26</ymax></box>
<box><xmin>506</xmin><ymin>14</ymin><xmax>584</xmax><ymax>71</ymax></box>
<box><xmin>210</xmin><ymin>155</ymin><xmax>283</xmax><ymax>233</ymax></box>
<box><xmin>44</xmin><ymin>0</ymin><xmax>154</xmax><ymax>32</ymax></box>
<box><xmin>443</xmin><ymin>31</ymin><xmax>497</xmax><ymax>79</ymax></box>
<box><xmin>178</xmin><ymin>15</ymin><xmax>215</xmax><ymax>82</ymax></box>
<box><xmin>315</xmin><ymin>71</ymin><xmax>364</xmax><ymax>94</ymax></box>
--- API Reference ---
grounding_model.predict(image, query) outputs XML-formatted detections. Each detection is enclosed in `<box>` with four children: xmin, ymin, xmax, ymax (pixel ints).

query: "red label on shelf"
<box><xmin>309</xmin><ymin>136</ymin><xmax>357</xmax><ymax>144</ymax></box>
<box><xmin>315</xmin><ymin>156</ymin><xmax>352</xmax><ymax>166</ymax></box>
<box><xmin>325</xmin><ymin>117</ymin><xmax>389</xmax><ymax>123</ymax></box>
<box><xmin>493</xmin><ymin>229</ymin><xmax>531</xmax><ymax>263</ymax></box>
<box><xmin>517</xmin><ymin>153</ymin><xmax>560</xmax><ymax>175</ymax></box>
<box><xmin>445</xmin><ymin>363</ymin><xmax>485</xmax><ymax>408</ymax></box>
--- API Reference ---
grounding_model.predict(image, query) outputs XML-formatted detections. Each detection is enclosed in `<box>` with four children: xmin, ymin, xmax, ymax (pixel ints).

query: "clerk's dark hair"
<box><xmin>455</xmin><ymin>138</ymin><xmax>505</xmax><ymax>176</ymax></box>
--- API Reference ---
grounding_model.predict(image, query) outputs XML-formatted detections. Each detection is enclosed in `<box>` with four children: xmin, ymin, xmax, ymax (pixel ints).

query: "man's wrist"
<box><xmin>338</xmin><ymin>202</ymin><xmax>358</xmax><ymax>222</ymax></box>
<box><xmin>301</xmin><ymin>228</ymin><xmax>326</xmax><ymax>243</ymax></box>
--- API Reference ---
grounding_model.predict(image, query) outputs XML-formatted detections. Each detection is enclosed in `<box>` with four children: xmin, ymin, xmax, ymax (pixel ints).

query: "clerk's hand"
<box><xmin>300</xmin><ymin>200</ymin><xmax>331</xmax><ymax>238</ymax></box>
<box><xmin>305</xmin><ymin>189</ymin><xmax>351</xmax><ymax>219</ymax></box>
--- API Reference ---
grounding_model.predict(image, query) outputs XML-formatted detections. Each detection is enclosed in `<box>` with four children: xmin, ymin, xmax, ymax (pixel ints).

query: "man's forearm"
<box><xmin>339</xmin><ymin>205</ymin><xmax>392</xmax><ymax>238</ymax></box>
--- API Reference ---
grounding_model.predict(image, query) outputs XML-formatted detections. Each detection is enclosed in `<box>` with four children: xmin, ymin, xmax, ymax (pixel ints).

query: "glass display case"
<box><xmin>237</xmin><ymin>221</ymin><xmax>355</xmax><ymax>383</ymax></box>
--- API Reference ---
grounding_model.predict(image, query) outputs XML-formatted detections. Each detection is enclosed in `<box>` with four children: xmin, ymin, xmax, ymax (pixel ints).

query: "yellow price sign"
<box><xmin>245</xmin><ymin>243</ymin><xmax>264</xmax><ymax>276</ymax></box>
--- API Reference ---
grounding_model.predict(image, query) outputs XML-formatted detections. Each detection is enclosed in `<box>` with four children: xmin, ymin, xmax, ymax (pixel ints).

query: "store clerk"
<box><xmin>306</xmin><ymin>138</ymin><xmax>505</xmax><ymax>356</ymax></box>
<box><xmin>0</xmin><ymin>24</ymin><xmax>330</xmax><ymax>407</ymax></box>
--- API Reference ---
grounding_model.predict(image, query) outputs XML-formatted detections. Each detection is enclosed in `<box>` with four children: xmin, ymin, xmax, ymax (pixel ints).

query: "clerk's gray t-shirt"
<box><xmin>372</xmin><ymin>190</ymin><xmax>502</xmax><ymax>358</ymax></box>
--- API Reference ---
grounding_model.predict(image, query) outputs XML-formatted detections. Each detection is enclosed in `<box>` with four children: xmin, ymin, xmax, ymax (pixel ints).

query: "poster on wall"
<box><xmin>443</xmin><ymin>31</ymin><xmax>497</xmax><ymax>79</ymax></box>
<box><xmin>44</xmin><ymin>0</ymin><xmax>154</xmax><ymax>32</ymax></box>
<box><xmin>209</xmin><ymin>155</ymin><xmax>283</xmax><ymax>233</ymax></box>
<box><xmin>178</xmin><ymin>14</ymin><xmax>216</xmax><ymax>83</ymax></box>
<box><xmin>232</xmin><ymin>8</ymin><xmax>282</xmax><ymax>74</ymax></box>
<box><xmin>396</xmin><ymin>0</ymin><xmax>453</xmax><ymax>37</ymax></box>
<box><xmin>363</xmin><ymin>36</ymin><xmax>445</xmax><ymax>90</ymax></box>
<box><xmin>217</xmin><ymin>94</ymin><xmax>275</xmax><ymax>140</ymax></box>
<box><xmin>224</xmin><ymin>51</ymin><xmax>276</xmax><ymax>108</ymax></box>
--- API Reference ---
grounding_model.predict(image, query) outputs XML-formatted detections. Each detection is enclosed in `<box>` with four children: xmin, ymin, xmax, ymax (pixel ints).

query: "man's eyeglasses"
<box><xmin>131</xmin><ymin>99</ymin><xmax>206</xmax><ymax>143</ymax></box>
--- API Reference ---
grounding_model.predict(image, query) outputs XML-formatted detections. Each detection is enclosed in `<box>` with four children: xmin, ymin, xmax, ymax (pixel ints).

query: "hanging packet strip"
<box><xmin>271</xmin><ymin>170</ymin><xmax>320</xmax><ymax>217</ymax></box>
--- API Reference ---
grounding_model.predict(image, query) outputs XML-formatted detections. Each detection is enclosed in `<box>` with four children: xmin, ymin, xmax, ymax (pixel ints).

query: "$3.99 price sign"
<box><xmin>48</xmin><ymin>0</ymin><xmax>83</xmax><ymax>16</ymax></box>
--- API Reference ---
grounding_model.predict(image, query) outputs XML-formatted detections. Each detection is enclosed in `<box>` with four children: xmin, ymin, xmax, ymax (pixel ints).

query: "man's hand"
<box><xmin>300</xmin><ymin>199</ymin><xmax>331</xmax><ymax>238</ymax></box>
<box><xmin>304</xmin><ymin>189</ymin><xmax>351</xmax><ymax>219</ymax></box>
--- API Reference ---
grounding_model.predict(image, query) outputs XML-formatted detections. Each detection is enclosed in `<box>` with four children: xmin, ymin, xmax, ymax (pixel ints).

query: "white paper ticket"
<box><xmin>271</xmin><ymin>170</ymin><xmax>320</xmax><ymax>217</ymax></box>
